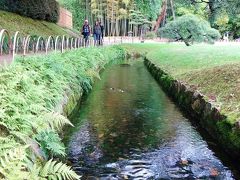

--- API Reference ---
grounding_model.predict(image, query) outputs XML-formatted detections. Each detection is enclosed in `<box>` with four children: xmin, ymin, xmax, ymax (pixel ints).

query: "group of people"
<box><xmin>81</xmin><ymin>20</ymin><xmax>104</xmax><ymax>46</ymax></box>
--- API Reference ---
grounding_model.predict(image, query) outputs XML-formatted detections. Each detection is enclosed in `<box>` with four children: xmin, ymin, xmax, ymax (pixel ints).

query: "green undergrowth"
<box><xmin>0</xmin><ymin>45</ymin><xmax>125</xmax><ymax>179</ymax></box>
<box><xmin>123</xmin><ymin>43</ymin><xmax>240</xmax><ymax>122</ymax></box>
<box><xmin>0</xmin><ymin>10</ymin><xmax>68</xmax><ymax>37</ymax></box>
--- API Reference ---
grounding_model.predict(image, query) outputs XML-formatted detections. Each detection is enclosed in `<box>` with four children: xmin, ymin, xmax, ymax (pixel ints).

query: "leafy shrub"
<box><xmin>0</xmin><ymin>0</ymin><xmax>59</xmax><ymax>23</ymax></box>
<box><xmin>145</xmin><ymin>31</ymin><xmax>157</xmax><ymax>39</ymax></box>
<box><xmin>0</xmin><ymin>46</ymin><xmax>125</xmax><ymax>179</ymax></box>
<box><xmin>35</xmin><ymin>130</ymin><xmax>66</xmax><ymax>158</ymax></box>
<box><xmin>159</xmin><ymin>14</ymin><xmax>221</xmax><ymax>46</ymax></box>
<box><xmin>0</xmin><ymin>146</ymin><xmax>80</xmax><ymax>179</ymax></box>
<box><xmin>35</xmin><ymin>159</ymin><xmax>80</xmax><ymax>180</ymax></box>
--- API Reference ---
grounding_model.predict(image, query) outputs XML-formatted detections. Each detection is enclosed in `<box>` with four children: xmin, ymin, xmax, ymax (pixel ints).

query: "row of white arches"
<box><xmin>0</xmin><ymin>29</ymin><xmax>93</xmax><ymax>63</ymax></box>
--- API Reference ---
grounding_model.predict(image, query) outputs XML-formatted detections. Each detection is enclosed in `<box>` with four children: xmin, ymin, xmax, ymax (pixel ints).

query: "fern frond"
<box><xmin>0</xmin><ymin>146</ymin><xmax>29</xmax><ymax>179</ymax></box>
<box><xmin>43</xmin><ymin>112</ymin><xmax>73</xmax><ymax>131</ymax></box>
<box><xmin>35</xmin><ymin>130</ymin><xmax>66</xmax><ymax>157</ymax></box>
<box><xmin>39</xmin><ymin>159</ymin><xmax>80</xmax><ymax>180</ymax></box>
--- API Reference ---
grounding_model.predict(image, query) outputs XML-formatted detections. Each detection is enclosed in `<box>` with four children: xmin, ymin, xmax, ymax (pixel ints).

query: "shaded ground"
<box><xmin>122</xmin><ymin>43</ymin><xmax>240</xmax><ymax>123</ymax></box>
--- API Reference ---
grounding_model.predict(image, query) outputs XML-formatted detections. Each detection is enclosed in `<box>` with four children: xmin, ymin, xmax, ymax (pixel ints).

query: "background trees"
<box><xmin>58</xmin><ymin>0</ymin><xmax>162</xmax><ymax>36</ymax></box>
<box><xmin>56</xmin><ymin>0</ymin><xmax>240</xmax><ymax>39</ymax></box>
<box><xmin>1</xmin><ymin>0</ymin><xmax>240</xmax><ymax>39</ymax></box>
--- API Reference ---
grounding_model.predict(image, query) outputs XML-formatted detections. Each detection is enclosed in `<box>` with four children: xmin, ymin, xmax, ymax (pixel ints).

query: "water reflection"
<box><xmin>67</xmin><ymin>60</ymin><xmax>236</xmax><ymax>179</ymax></box>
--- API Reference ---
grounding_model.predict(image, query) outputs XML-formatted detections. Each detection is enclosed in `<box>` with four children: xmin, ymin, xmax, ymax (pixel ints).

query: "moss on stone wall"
<box><xmin>144</xmin><ymin>58</ymin><xmax>240</xmax><ymax>160</ymax></box>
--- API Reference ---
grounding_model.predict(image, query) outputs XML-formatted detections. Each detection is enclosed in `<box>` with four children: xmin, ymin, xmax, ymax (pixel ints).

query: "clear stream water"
<box><xmin>65</xmin><ymin>60</ymin><xmax>239</xmax><ymax>179</ymax></box>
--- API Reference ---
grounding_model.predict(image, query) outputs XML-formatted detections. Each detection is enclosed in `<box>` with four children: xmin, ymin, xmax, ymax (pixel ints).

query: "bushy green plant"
<box><xmin>145</xmin><ymin>31</ymin><xmax>157</xmax><ymax>39</ymax></box>
<box><xmin>0</xmin><ymin>0</ymin><xmax>59</xmax><ymax>23</ymax></box>
<box><xmin>34</xmin><ymin>159</ymin><xmax>80</xmax><ymax>180</ymax></box>
<box><xmin>35</xmin><ymin>130</ymin><xmax>66</xmax><ymax>158</ymax></box>
<box><xmin>159</xmin><ymin>15</ymin><xmax>221</xmax><ymax>46</ymax></box>
<box><xmin>0</xmin><ymin>146</ymin><xmax>80</xmax><ymax>179</ymax></box>
<box><xmin>0</xmin><ymin>45</ymin><xmax>125</xmax><ymax>179</ymax></box>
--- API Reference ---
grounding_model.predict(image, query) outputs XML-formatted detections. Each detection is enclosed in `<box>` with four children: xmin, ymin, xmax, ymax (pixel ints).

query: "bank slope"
<box><xmin>0</xmin><ymin>10</ymin><xmax>71</xmax><ymax>36</ymax></box>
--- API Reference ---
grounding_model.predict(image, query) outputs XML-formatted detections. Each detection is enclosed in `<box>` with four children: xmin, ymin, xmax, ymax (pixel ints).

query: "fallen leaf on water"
<box><xmin>122</xmin><ymin>118</ymin><xmax>127</xmax><ymax>122</ymax></box>
<box><xmin>94</xmin><ymin>123</ymin><xmax>99</xmax><ymax>127</ymax></box>
<box><xmin>181</xmin><ymin>159</ymin><xmax>188</xmax><ymax>165</ymax></box>
<box><xmin>110</xmin><ymin>133</ymin><xmax>118</xmax><ymax>137</ymax></box>
<box><xmin>98</xmin><ymin>133</ymin><xmax>104</xmax><ymax>138</ymax></box>
<box><xmin>210</xmin><ymin>168</ymin><xmax>219</xmax><ymax>176</ymax></box>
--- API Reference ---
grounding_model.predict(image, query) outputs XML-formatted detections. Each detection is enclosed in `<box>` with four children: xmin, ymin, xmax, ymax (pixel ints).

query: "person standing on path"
<box><xmin>93</xmin><ymin>21</ymin><xmax>102</xmax><ymax>46</ymax></box>
<box><xmin>99</xmin><ymin>21</ymin><xmax>104</xmax><ymax>44</ymax></box>
<box><xmin>82</xmin><ymin>20</ymin><xmax>91</xmax><ymax>47</ymax></box>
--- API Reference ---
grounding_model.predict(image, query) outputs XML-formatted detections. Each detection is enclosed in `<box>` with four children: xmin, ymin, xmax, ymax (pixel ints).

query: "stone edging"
<box><xmin>144</xmin><ymin>57</ymin><xmax>240</xmax><ymax>160</ymax></box>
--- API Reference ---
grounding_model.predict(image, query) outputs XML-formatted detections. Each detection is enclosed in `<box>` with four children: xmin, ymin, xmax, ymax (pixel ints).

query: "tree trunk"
<box><xmin>153</xmin><ymin>0</ymin><xmax>167</xmax><ymax>32</ymax></box>
<box><xmin>184</xmin><ymin>40</ymin><xmax>191</xmax><ymax>46</ymax></box>
<box><xmin>208</xmin><ymin>0</ymin><xmax>216</xmax><ymax>25</ymax></box>
<box><xmin>170</xmin><ymin>0</ymin><xmax>176</xmax><ymax>20</ymax></box>
<box><xmin>124</xmin><ymin>18</ymin><xmax>127</xmax><ymax>36</ymax></box>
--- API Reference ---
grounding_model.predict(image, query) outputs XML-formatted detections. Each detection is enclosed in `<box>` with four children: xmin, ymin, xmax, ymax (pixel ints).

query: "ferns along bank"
<box><xmin>0</xmin><ymin>46</ymin><xmax>125</xmax><ymax>179</ymax></box>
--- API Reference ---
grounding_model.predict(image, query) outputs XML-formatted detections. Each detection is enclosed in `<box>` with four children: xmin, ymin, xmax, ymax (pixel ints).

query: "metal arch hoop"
<box><xmin>46</xmin><ymin>36</ymin><xmax>55</xmax><ymax>54</ymax></box>
<box><xmin>66</xmin><ymin>37</ymin><xmax>69</xmax><ymax>50</ymax></box>
<box><xmin>0</xmin><ymin>29</ymin><xmax>11</xmax><ymax>55</ymax></box>
<box><xmin>74</xmin><ymin>38</ymin><xmax>77</xmax><ymax>49</ymax></box>
<box><xmin>15</xmin><ymin>34</ymin><xmax>24</xmax><ymax>55</ymax></box>
<box><xmin>68</xmin><ymin>37</ymin><xmax>72</xmax><ymax>49</ymax></box>
<box><xmin>12</xmin><ymin>31</ymin><xmax>20</xmax><ymax>60</ymax></box>
<box><xmin>23</xmin><ymin>35</ymin><xmax>31</xmax><ymax>55</ymax></box>
<box><xmin>55</xmin><ymin>35</ymin><xmax>62</xmax><ymax>52</ymax></box>
<box><xmin>35</xmin><ymin>36</ymin><xmax>45</xmax><ymax>53</ymax></box>
<box><xmin>70</xmin><ymin>37</ymin><xmax>74</xmax><ymax>49</ymax></box>
<box><xmin>76</xmin><ymin>38</ymin><xmax>81</xmax><ymax>48</ymax></box>
<box><xmin>61</xmin><ymin>35</ymin><xmax>66</xmax><ymax>53</ymax></box>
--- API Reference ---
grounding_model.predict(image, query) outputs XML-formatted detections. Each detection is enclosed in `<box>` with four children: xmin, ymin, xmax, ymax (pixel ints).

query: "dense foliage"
<box><xmin>0</xmin><ymin>0</ymin><xmax>59</xmax><ymax>23</ymax></box>
<box><xmin>159</xmin><ymin>15</ymin><xmax>221</xmax><ymax>46</ymax></box>
<box><xmin>0</xmin><ymin>46</ymin><xmax>125</xmax><ymax>179</ymax></box>
<box><xmin>172</xmin><ymin>0</ymin><xmax>240</xmax><ymax>39</ymax></box>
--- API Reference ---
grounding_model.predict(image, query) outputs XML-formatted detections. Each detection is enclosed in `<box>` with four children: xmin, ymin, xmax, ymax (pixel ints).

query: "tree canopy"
<box><xmin>159</xmin><ymin>14</ymin><xmax>221</xmax><ymax>46</ymax></box>
<box><xmin>172</xmin><ymin>0</ymin><xmax>240</xmax><ymax>38</ymax></box>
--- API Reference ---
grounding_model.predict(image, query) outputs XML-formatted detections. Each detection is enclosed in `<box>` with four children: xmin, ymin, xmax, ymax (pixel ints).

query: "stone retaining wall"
<box><xmin>144</xmin><ymin>58</ymin><xmax>240</xmax><ymax>160</ymax></box>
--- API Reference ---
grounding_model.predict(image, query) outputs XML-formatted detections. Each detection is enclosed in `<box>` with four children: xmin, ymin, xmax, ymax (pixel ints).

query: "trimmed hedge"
<box><xmin>0</xmin><ymin>0</ymin><xmax>59</xmax><ymax>23</ymax></box>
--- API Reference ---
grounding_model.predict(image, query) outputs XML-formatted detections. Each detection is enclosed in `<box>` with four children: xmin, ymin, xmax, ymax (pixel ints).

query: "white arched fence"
<box><xmin>0</xmin><ymin>29</ymin><xmax>84</xmax><ymax>64</ymax></box>
<box><xmin>0</xmin><ymin>29</ymin><xmax>138</xmax><ymax>65</ymax></box>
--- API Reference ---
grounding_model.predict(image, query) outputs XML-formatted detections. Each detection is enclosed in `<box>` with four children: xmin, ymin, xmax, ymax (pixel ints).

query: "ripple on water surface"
<box><xmin>66</xmin><ymin>60</ymin><xmax>236</xmax><ymax>179</ymax></box>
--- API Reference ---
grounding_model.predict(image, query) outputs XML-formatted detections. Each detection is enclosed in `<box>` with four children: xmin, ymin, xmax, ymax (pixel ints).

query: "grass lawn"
<box><xmin>0</xmin><ymin>10</ymin><xmax>68</xmax><ymax>36</ymax></box>
<box><xmin>123</xmin><ymin>43</ymin><xmax>240</xmax><ymax>122</ymax></box>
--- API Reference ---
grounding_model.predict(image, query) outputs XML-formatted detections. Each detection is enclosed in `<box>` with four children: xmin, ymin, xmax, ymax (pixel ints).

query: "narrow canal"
<box><xmin>65</xmin><ymin>60</ymin><xmax>238</xmax><ymax>179</ymax></box>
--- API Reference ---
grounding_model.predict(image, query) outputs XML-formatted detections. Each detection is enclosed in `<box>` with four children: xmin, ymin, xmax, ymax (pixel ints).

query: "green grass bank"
<box><xmin>123</xmin><ymin>43</ymin><xmax>240</xmax><ymax>121</ymax></box>
<box><xmin>123</xmin><ymin>43</ymin><xmax>240</xmax><ymax>158</ymax></box>
<box><xmin>0</xmin><ymin>10</ymin><xmax>69</xmax><ymax>36</ymax></box>
<box><xmin>0</xmin><ymin>46</ymin><xmax>125</xmax><ymax>179</ymax></box>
